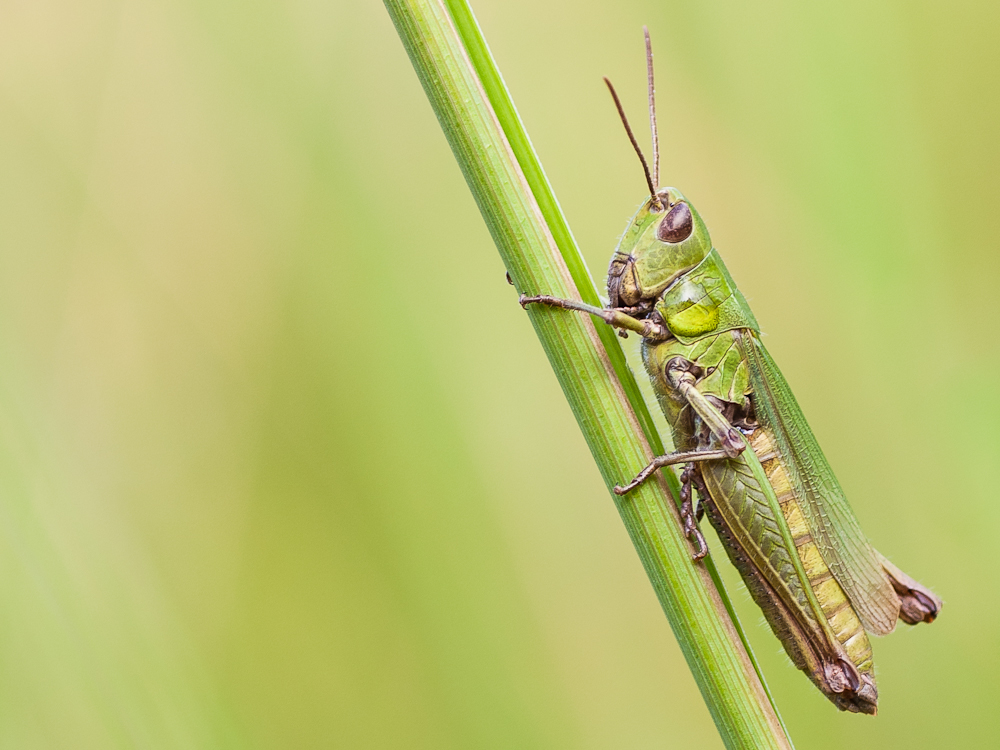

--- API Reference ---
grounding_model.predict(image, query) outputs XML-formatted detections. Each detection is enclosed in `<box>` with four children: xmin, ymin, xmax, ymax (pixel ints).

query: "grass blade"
<box><xmin>384</xmin><ymin>2</ymin><xmax>794</xmax><ymax>747</ymax></box>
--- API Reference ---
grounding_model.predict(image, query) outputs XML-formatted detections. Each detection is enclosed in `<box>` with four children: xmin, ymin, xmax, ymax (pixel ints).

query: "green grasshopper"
<box><xmin>521</xmin><ymin>30</ymin><xmax>941</xmax><ymax>714</ymax></box>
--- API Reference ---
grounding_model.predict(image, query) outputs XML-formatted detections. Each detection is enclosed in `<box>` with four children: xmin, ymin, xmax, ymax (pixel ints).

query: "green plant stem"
<box><xmin>383</xmin><ymin>1</ymin><xmax>794</xmax><ymax>747</ymax></box>
<box><xmin>442</xmin><ymin>3</ymin><xmax>778</xmax><ymax>703</ymax></box>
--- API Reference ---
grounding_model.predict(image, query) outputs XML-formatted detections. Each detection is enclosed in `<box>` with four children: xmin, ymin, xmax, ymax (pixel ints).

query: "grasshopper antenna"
<box><xmin>644</xmin><ymin>26</ymin><xmax>659</xmax><ymax>189</ymax></box>
<box><xmin>603</xmin><ymin>76</ymin><xmax>662</xmax><ymax>210</ymax></box>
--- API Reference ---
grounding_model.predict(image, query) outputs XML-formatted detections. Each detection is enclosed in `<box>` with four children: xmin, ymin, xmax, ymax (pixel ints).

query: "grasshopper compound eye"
<box><xmin>657</xmin><ymin>202</ymin><xmax>693</xmax><ymax>244</ymax></box>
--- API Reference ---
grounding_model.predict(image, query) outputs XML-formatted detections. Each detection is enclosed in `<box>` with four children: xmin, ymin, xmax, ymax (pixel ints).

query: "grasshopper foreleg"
<box><xmin>520</xmin><ymin>294</ymin><xmax>670</xmax><ymax>340</ymax></box>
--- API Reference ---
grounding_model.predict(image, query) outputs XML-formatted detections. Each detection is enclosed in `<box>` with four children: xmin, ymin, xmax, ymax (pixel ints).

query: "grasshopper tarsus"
<box><xmin>690</xmin><ymin>470</ymin><xmax>709</xmax><ymax>523</ymax></box>
<box><xmin>689</xmin><ymin>529</ymin><xmax>709</xmax><ymax>560</ymax></box>
<box><xmin>615</xmin><ymin>459</ymin><xmax>660</xmax><ymax>495</ymax></box>
<box><xmin>617</xmin><ymin>460</ymin><xmax>711</xmax><ymax>559</ymax></box>
<box><xmin>519</xmin><ymin>293</ymin><xmax>570</xmax><ymax>310</ymax></box>
<box><xmin>680</xmin><ymin>463</ymin><xmax>710</xmax><ymax>559</ymax></box>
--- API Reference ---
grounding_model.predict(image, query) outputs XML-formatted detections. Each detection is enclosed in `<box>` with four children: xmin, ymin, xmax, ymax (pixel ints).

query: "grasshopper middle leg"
<box><xmin>615</xmin><ymin>361</ymin><xmax>749</xmax><ymax>495</ymax></box>
<box><xmin>680</xmin><ymin>463</ymin><xmax>708</xmax><ymax>559</ymax></box>
<box><xmin>613</xmin><ymin>448</ymin><xmax>731</xmax><ymax>495</ymax></box>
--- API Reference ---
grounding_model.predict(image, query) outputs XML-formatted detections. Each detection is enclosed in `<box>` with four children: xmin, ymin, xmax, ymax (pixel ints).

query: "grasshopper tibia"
<box><xmin>614</xmin><ymin>448</ymin><xmax>731</xmax><ymax>495</ymax></box>
<box><xmin>519</xmin><ymin>294</ymin><xmax>670</xmax><ymax>340</ymax></box>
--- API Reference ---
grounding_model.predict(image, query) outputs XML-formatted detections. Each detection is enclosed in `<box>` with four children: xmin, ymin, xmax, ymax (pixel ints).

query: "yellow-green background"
<box><xmin>0</xmin><ymin>0</ymin><xmax>996</xmax><ymax>747</ymax></box>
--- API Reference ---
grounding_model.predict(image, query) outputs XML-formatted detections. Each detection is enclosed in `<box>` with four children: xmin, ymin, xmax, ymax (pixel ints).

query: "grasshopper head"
<box><xmin>607</xmin><ymin>188</ymin><xmax>712</xmax><ymax>308</ymax></box>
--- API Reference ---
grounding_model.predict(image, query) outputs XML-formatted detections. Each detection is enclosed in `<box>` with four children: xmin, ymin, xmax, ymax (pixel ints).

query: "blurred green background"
<box><xmin>0</xmin><ymin>0</ymin><xmax>997</xmax><ymax>747</ymax></box>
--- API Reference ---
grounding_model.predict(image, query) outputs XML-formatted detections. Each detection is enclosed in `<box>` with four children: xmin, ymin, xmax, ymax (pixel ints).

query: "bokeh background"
<box><xmin>0</xmin><ymin>0</ymin><xmax>997</xmax><ymax>747</ymax></box>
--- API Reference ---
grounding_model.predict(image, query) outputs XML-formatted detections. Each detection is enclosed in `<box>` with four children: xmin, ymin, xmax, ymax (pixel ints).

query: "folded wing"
<box><xmin>739</xmin><ymin>331</ymin><xmax>900</xmax><ymax>635</ymax></box>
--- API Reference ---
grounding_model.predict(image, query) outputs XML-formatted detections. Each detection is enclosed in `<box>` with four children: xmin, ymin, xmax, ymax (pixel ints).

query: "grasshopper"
<box><xmin>521</xmin><ymin>29</ymin><xmax>940</xmax><ymax>714</ymax></box>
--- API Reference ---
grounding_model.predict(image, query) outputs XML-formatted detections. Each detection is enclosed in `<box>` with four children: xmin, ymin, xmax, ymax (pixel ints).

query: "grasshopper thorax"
<box><xmin>607</xmin><ymin>188</ymin><xmax>713</xmax><ymax>308</ymax></box>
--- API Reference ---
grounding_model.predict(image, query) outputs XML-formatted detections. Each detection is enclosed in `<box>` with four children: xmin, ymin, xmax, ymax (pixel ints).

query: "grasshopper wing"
<box><xmin>739</xmin><ymin>331</ymin><xmax>900</xmax><ymax>635</ymax></box>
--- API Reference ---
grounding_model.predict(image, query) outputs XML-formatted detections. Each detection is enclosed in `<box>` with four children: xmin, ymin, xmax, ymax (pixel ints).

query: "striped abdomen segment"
<box><xmin>750</xmin><ymin>429</ymin><xmax>875</xmax><ymax>682</ymax></box>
